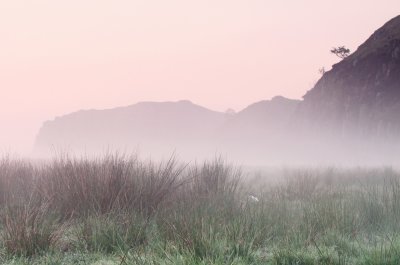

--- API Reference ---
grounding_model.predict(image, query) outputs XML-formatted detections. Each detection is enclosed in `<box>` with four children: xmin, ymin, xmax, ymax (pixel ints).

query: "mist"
<box><xmin>1</xmin><ymin>0</ymin><xmax>399</xmax><ymax>162</ymax></box>
<box><xmin>3</xmin><ymin>1</ymin><xmax>400</xmax><ymax>263</ymax></box>
<box><xmin>30</xmin><ymin>99</ymin><xmax>400</xmax><ymax>168</ymax></box>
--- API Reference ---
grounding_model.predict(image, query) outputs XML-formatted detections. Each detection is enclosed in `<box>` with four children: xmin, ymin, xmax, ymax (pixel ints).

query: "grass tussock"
<box><xmin>0</xmin><ymin>155</ymin><xmax>400</xmax><ymax>264</ymax></box>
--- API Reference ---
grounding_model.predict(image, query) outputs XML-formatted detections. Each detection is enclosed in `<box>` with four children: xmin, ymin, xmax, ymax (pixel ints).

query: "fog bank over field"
<box><xmin>32</xmin><ymin>15</ymin><xmax>400</xmax><ymax>166</ymax></box>
<box><xmin>32</xmin><ymin>99</ymin><xmax>400</xmax><ymax>167</ymax></box>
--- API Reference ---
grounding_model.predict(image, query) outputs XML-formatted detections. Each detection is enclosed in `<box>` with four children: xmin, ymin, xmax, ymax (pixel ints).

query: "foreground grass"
<box><xmin>4</xmin><ymin>240</ymin><xmax>400</xmax><ymax>265</ymax></box>
<box><xmin>1</xmin><ymin>155</ymin><xmax>400</xmax><ymax>264</ymax></box>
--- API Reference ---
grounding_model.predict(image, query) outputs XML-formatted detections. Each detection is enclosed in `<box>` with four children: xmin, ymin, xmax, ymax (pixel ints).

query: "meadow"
<box><xmin>1</xmin><ymin>154</ymin><xmax>400</xmax><ymax>264</ymax></box>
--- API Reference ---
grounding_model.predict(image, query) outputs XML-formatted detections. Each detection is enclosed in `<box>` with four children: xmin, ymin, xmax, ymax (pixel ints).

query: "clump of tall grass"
<box><xmin>34</xmin><ymin>154</ymin><xmax>185</xmax><ymax>218</ymax></box>
<box><xmin>156</xmin><ymin>159</ymin><xmax>273</xmax><ymax>262</ymax></box>
<box><xmin>0</xmin><ymin>153</ymin><xmax>187</xmax><ymax>256</ymax></box>
<box><xmin>0</xmin><ymin>156</ymin><xmax>35</xmax><ymax>206</ymax></box>
<box><xmin>77</xmin><ymin>213</ymin><xmax>149</xmax><ymax>253</ymax></box>
<box><xmin>2</xmin><ymin>201</ymin><xmax>61</xmax><ymax>256</ymax></box>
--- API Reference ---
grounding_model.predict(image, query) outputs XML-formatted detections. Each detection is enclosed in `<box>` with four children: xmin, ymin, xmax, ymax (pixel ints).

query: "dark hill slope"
<box><xmin>301</xmin><ymin>15</ymin><xmax>400</xmax><ymax>136</ymax></box>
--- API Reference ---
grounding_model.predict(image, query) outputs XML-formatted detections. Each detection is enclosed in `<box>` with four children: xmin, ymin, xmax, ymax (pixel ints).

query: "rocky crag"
<box><xmin>300</xmin><ymin>15</ymin><xmax>400</xmax><ymax>138</ymax></box>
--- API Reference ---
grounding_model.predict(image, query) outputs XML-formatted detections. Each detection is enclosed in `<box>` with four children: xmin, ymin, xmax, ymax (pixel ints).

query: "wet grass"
<box><xmin>1</xmin><ymin>154</ymin><xmax>400</xmax><ymax>264</ymax></box>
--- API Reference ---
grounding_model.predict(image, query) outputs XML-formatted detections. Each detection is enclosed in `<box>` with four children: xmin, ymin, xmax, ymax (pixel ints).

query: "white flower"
<box><xmin>248</xmin><ymin>195</ymin><xmax>259</xmax><ymax>202</ymax></box>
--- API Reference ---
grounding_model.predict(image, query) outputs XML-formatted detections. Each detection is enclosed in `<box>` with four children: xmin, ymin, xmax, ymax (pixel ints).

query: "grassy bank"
<box><xmin>1</xmin><ymin>154</ymin><xmax>400</xmax><ymax>264</ymax></box>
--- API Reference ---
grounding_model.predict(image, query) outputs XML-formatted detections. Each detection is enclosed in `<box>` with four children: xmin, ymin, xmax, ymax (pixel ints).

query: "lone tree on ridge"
<box><xmin>331</xmin><ymin>46</ymin><xmax>350</xmax><ymax>59</ymax></box>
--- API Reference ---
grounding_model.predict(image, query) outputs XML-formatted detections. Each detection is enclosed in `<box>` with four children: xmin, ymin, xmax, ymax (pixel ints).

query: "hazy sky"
<box><xmin>0</xmin><ymin>0</ymin><xmax>399</xmax><ymax>154</ymax></box>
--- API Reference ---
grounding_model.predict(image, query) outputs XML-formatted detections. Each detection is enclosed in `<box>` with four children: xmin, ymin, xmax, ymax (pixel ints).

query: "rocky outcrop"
<box><xmin>300</xmin><ymin>15</ymin><xmax>400</xmax><ymax>137</ymax></box>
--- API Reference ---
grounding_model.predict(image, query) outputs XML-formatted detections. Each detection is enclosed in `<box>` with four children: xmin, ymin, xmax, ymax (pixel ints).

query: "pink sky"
<box><xmin>0</xmin><ymin>0</ymin><xmax>399</xmax><ymax>154</ymax></box>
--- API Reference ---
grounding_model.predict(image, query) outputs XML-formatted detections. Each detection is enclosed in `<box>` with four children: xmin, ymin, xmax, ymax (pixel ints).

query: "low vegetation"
<box><xmin>0</xmin><ymin>154</ymin><xmax>400</xmax><ymax>264</ymax></box>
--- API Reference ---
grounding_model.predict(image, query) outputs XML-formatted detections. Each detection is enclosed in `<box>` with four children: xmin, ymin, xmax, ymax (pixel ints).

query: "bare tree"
<box><xmin>331</xmin><ymin>46</ymin><xmax>350</xmax><ymax>59</ymax></box>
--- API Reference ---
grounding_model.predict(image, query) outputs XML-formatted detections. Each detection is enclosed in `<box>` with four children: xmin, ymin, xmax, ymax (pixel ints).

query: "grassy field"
<box><xmin>1</xmin><ymin>154</ymin><xmax>400</xmax><ymax>264</ymax></box>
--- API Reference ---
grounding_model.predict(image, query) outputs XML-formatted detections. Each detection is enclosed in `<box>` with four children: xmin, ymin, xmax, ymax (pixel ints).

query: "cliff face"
<box><xmin>301</xmin><ymin>15</ymin><xmax>400</xmax><ymax>136</ymax></box>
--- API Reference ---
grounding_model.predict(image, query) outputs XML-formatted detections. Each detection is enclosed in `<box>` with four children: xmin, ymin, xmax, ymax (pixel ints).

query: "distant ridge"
<box><xmin>34</xmin><ymin>100</ymin><xmax>225</xmax><ymax>157</ymax></box>
<box><xmin>34</xmin><ymin>15</ymin><xmax>400</xmax><ymax>165</ymax></box>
